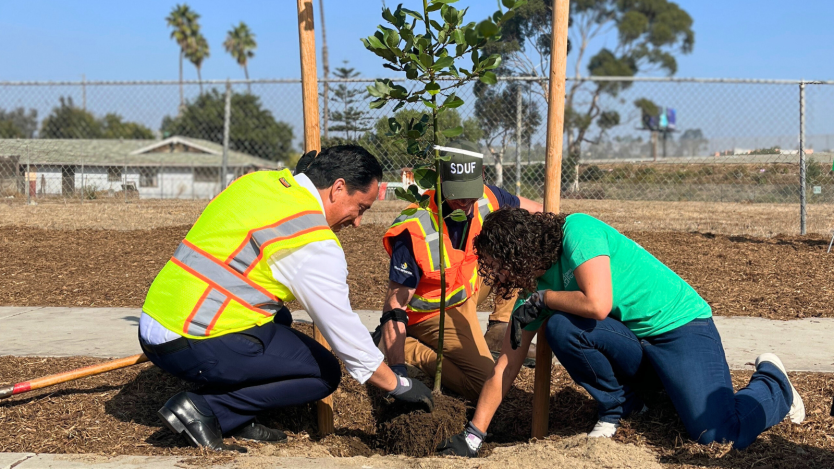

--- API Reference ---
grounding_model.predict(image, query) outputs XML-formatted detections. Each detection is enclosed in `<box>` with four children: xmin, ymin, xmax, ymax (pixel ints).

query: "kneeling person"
<box><xmin>379</xmin><ymin>141</ymin><xmax>541</xmax><ymax>400</ymax></box>
<box><xmin>439</xmin><ymin>208</ymin><xmax>805</xmax><ymax>456</ymax></box>
<box><xmin>139</xmin><ymin>145</ymin><xmax>432</xmax><ymax>452</ymax></box>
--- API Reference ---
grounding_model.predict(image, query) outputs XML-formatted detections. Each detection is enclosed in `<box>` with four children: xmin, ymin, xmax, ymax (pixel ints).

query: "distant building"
<box><xmin>0</xmin><ymin>136</ymin><xmax>281</xmax><ymax>199</ymax></box>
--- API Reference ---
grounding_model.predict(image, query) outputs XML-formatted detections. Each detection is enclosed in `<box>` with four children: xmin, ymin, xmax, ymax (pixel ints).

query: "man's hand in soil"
<box><xmin>511</xmin><ymin>290</ymin><xmax>547</xmax><ymax>349</ymax></box>
<box><xmin>388</xmin><ymin>375</ymin><xmax>434</xmax><ymax>412</ymax></box>
<box><xmin>436</xmin><ymin>421</ymin><xmax>486</xmax><ymax>457</ymax></box>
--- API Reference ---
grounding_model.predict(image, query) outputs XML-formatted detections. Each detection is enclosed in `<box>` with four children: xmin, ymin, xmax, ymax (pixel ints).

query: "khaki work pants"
<box><xmin>404</xmin><ymin>279</ymin><xmax>516</xmax><ymax>400</ymax></box>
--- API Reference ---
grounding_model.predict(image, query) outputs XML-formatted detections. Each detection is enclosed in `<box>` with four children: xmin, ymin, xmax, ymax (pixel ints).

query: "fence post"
<box><xmin>515</xmin><ymin>83</ymin><xmax>523</xmax><ymax>196</ymax></box>
<box><xmin>26</xmin><ymin>142</ymin><xmax>30</xmax><ymax>205</ymax></box>
<box><xmin>124</xmin><ymin>151</ymin><xmax>128</xmax><ymax>204</ymax></box>
<box><xmin>799</xmin><ymin>80</ymin><xmax>806</xmax><ymax>235</ymax></box>
<box><xmin>221</xmin><ymin>79</ymin><xmax>231</xmax><ymax>191</ymax></box>
<box><xmin>80</xmin><ymin>157</ymin><xmax>84</xmax><ymax>204</ymax></box>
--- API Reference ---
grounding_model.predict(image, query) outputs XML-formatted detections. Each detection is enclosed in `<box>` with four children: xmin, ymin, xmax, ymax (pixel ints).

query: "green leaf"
<box><xmin>421</xmin><ymin>98</ymin><xmax>437</xmax><ymax>109</ymax></box>
<box><xmin>382</xmin><ymin>8</ymin><xmax>397</xmax><ymax>25</ymax></box>
<box><xmin>437</xmin><ymin>153</ymin><xmax>453</xmax><ymax>161</ymax></box>
<box><xmin>367</xmin><ymin>84</ymin><xmax>384</xmax><ymax>98</ymax></box>
<box><xmin>400</xmin><ymin>7</ymin><xmax>423</xmax><ymax>21</ymax></box>
<box><xmin>392</xmin><ymin>101</ymin><xmax>406</xmax><ymax>112</ymax></box>
<box><xmin>388</xmin><ymin>118</ymin><xmax>402</xmax><ymax>134</ymax></box>
<box><xmin>418</xmin><ymin>197</ymin><xmax>432</xmax><ymax>209</ymax></box>
<box><xmin>425</xmin><ymin>82</ymin><xmax>441</xmax><ymax>95</ymax></box>
<box><xmin>502</xmin><ymin>0</ymin><xmax>516</xmax><ymax>8</ymax></box>
<box><xmin>434</xmin><ymin>56</ymin><xmax>454</xmax><ymax>69</ymax></box>
<box><xmin>395</xmin><ymin>187</ymin><xmax>419</xmax><ymax>203</ymax></box>
<box><xmin>407</xmin><ymin>129</ymin><xmax>422</xmax><ymax>140</ymax></box>
<box><xmin>470</xmin><ymin>49</ymin><xmax>480</xmax><ymax>68</ymax></box>
<box><xmin>419</xmin><ymin>52</ymin><xmax>433</xmax><ymax>68</ymax></box>
<box><xmin>402</xmin><ymin>208</ymin><xmax>419</xmax><ymax>216</ymax></box>
<box><xmin>430</xmin><ymin>0</ymin><xmax>459</xmax><ymax>4</ymax></box>
<box><xmin>448</xmin><ymin>209</ymin><xmax>467</xmax><ymax>222</ymax></box>
<box><xmin>366</xmin><ymin>35</ymin><xmax>385</xmax><ymax>49</ymax></box>
<box><xmin>406</xmin><ymin>64</ymin><xmax>419</xmax><ymax>79</ymax></box>
<box><xmin>443</xmin><ymin>94</ymin><xmax>464</xmax><ymax>108</ymax></box>
<box><xmin>492</xmin><ymin>11</ymin><xmax>503</xmax><ymax>23</ymax></box>
<box><xmin>498</xmin><ymin>10</ymin><xmax>515</xmax><ymax>23</ymax></box>
<box><xmin>452</xmin><ymin>29</ymin><xmax>466</xmax><ymax>45</ymax></box>
<box><xmin>477</xmin><ymin>20</ymin><xmax>499</xmax><ymax>38</ymax></box>
<box><xmin>429</xmin><ymin>20</ymin><xmax>444</xmax><ymax>31</ymax></box>
<box><xmin>426</xmin><ymin>3</ymin><xmax>443</xmax><ymax>12</ymax></box>
<box><xmin>413</xmin><ymin>167</ymin><xmax>438</xmax><ymax>190</ymax></box>
<box><xmin>441</xmin><ymin>125</ymin><xmax>463</xmax><ymax>137</ymax></box>
<box><xmin>407</xmin><ymin>184</ymin><xmax>421</xmax><ymax>198</ymax></box>
<box><xmin>480</xmin><ymin>71</ymin><xmax>498</xmax><ymax>85</ymax></box>
<box><xmin>448</xmin><ymin>64</ymin><xmax>460</xmax><ymax>78</ymax></box>
<box><xmin>369</xmin><ymin>98</ymin><xmax>387</xmax><ymax>109</ymax></box>
<box><xmin>464</xmin><ymin>26</ymin><xmax>479</xmax><ymax>46</ymax></box>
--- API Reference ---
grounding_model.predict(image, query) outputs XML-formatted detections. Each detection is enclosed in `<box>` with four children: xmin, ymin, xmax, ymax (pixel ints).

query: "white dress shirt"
<box><xmin>139</xmin><ymin>173</ymin><xmax>384</xmax><ymax>383</ymax></box>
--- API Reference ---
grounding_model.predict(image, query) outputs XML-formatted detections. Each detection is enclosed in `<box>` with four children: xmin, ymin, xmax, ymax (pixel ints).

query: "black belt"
<box><xmin>139</xmin><ymin>334</ymin><xmax>190</xmax><ymax>356</ymax></box>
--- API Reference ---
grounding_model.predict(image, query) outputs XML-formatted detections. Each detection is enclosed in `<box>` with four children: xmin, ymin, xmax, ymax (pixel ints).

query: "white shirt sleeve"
<box><xmin>268</xmin><ymin>240</ymin><xmax>384</xmax><ymax>383</ymax></box>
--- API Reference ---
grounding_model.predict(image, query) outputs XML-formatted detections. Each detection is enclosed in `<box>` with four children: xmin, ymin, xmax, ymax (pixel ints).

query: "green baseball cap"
<box><xmin>437</xmin><ymin>140</ymin><xmax>484</xmax><ymax>200</ymax></box>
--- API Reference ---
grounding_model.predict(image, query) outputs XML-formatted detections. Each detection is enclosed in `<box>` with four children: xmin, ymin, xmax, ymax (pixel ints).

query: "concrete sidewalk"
<box><xmin>1</xmin><ymin>306</ymin><xmax>833</xmax><ymax>372</ymax></box>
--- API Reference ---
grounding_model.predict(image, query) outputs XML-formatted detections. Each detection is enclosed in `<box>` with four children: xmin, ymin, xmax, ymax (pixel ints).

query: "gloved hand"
<box><xmin>511</xmin><ymin>290</ymin><xmax>547</xmax><ymax>350</ymax></box>
<box><xmin>388</xmin><ymin>375</ymin><xmax>434</xmax><ymax>412</ymax></box>
<box><xmin>389</xmin><ymin>363</ymin><xmax>408</xmax><ymax>378</ymax></box>
<box><xmin>436</xmin><ymin>421</ymin><xmax>486</xmax><ymax>457</ymax></box>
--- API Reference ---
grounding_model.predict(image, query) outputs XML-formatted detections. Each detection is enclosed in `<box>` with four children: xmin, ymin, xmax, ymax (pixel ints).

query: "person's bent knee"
<box><xmin>544</xmin><ymin>312</ymin><xmax>587</xmax><ymax>355</ymax></box>
<box><xmin>319</xmin><ymin>351</ymin><xmax>342</xmax><ymax>394</ymax></box>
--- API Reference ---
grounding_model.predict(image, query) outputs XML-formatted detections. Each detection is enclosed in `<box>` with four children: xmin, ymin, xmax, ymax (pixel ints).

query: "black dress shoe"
<box><xmin>158</xmin><ymin>392</ymin><xmax>247</xmax><ymax>453</ymax></box>
<box><xmin>230</xmin><ymin>422</ymin><xmax>288</xmax><ymax>442</ymax></box>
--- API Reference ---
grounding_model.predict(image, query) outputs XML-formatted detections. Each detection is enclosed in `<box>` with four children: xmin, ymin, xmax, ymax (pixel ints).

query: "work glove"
<box><xmin>510</xmin><ymin>290</ymin><xmax>547</xmax><ymax>350</ymax></box>
<box><xmin>388</xmin><ymin>375</ymin><xmax>434</xmax><ymax>412</ymax></box>
<box><xmin>389</xmin><ymin>363</ymin><xmax>408</xmax><ymax>378</ymax></box>
<box><xmin>436</xmin><ymin>421</ymin><xmax>486</xmax><ymax>457</ymax></box>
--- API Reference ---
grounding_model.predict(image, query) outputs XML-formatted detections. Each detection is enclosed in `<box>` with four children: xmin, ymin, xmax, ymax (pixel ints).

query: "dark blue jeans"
<box><xmin>545</xmin><ymin>313</ymin><xmax>792</xmax><ymax>449</ymax></box>
<box><xmin>141</xmin><ymin>311</ymin><xmax>341</xmax><ymax>433</ymax></box>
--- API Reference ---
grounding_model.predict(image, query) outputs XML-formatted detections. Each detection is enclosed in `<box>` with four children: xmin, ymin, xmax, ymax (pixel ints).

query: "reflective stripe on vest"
<box><xmin>408</xmin><ymin>285</ymin><xmax>468</xmax><ymax>312</ymax></box>
<box><xmin>477</xmin><ymin>197</ymin><xmax>491</xmax><ymax>219</ymax></box>
<box><xmin>171</xmin><ymin>240</ymin><xmax>283</xmax><ymax>336</ymax></box>
<box><xmin>228</xmin><ymin>211</ymin><xmax>329</xmax><ymax>274</ymax></box>
<box><xmin>392</xmin><ymin>209</ymin><xmax>445</xmax><ymax>272</ymax></box>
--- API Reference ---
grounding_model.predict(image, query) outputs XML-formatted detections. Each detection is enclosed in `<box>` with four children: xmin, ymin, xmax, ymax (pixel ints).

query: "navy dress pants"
<box><xmin>545</xmin><ymin>313</ymin><xmax>793</xmax><ymax>449</ymax></box>
<box><xmin>140</xmin><ymin>309</ymin><xmax>341</xmax><ymax>433</ymax></box>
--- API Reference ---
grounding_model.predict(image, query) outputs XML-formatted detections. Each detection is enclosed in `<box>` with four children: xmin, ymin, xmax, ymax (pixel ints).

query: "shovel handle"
<box><xmin>0</xmin><ymin>353</ymin><xmax>149</xmax><ymax>399</ymax></box>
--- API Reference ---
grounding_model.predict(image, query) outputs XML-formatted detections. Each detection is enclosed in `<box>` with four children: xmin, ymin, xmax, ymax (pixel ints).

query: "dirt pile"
<box><xmin>375</xmin><ymin>393</ymin><xmax>467</xmax><ymax>457</ymax></box>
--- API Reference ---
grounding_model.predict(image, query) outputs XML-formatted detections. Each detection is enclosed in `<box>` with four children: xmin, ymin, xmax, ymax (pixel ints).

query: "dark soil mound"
<box><xmin>375</xmin><ymin>393</ymin><xmax>467</xmax><ymax>457</ymax></box>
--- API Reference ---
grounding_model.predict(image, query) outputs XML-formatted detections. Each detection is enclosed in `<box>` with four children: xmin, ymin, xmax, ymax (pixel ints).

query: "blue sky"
<box><xmin>1</xmin><ymin>0</ymin><xmax>833</xmax><ymax>82</ymax></box>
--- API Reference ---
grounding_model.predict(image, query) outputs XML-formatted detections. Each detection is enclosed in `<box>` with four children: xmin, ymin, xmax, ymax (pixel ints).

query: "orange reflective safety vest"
<box><xmin>142</xmin><ymin>169</ymin><xmax>339</xmax><ymax>339</ymax></box>
<box><xmin>382</xmin><ymin>187</ymin><xmax>499</xmax><ymax>325</ymax></box>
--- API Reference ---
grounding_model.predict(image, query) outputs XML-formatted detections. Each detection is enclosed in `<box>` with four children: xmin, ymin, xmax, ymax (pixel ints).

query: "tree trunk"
<box><xmin>197</xmin><ymin>67</ymin><xmax>203</xmax><ymax>95</ymax></box>
<box><xmin>319</xmin><ymin>0</ymin><xmax>330</xmax><ymax>141</ymax></box>
<box><xmin>244</xmin><ymin>64</ymin><xmax>251</xmax><ymax>94</ymax></box>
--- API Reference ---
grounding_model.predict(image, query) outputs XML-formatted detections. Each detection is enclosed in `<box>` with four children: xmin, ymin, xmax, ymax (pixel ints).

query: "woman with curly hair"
<box><xmin>437</xmin><ymin>208</ymin><xmax>804</xmax><ymax>458</ymax></box>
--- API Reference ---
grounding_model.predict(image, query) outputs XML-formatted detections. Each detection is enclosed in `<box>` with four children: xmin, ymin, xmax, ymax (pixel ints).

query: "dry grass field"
<box><xmin>2</xmin><ymin>197</ymin><xmax>833</xmax><ymax>236</ymax></box>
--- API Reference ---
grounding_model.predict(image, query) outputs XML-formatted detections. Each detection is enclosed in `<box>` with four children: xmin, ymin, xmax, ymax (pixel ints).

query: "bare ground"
<box><xmin>3</xmin><ymin>197</ymin><xmax>834</xmax><ymax>237</ymax></box>
<box><xmin>1</xmin><ymin>326</ymin><xmax>833</xmax><ymax>467</ymax></box>
<box><xmin>1</xmin><ymin>224</ymin><xmax>832</xmax><ymax>320</ymax></box>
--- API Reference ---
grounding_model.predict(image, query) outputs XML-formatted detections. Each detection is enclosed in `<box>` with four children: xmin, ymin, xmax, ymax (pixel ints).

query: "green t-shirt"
<box><xmin>521</xmin><ymin>213</ymin><xmax>711</xmax><ymax>338</ymax></box>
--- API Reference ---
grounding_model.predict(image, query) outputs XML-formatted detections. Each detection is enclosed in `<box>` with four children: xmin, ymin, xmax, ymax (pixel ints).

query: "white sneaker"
<box><xmin>755</xmin><ymin>353</ymin><xmax>805</xmax><ymax>424</ymax></box>
<box><xmin>588</xmin><ymin>420</ymin><xmax>619</xmax><ymax>438</ymax></box>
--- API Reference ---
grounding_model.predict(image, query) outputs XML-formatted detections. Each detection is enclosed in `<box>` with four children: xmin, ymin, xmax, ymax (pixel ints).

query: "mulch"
<box><xmin>1</xmin><ymin>323</ymin><xmax>833</xmax><ymax>467</ymax></box>
<box><xmin>1</xmin><ymin>225</ymin><xmax>833</xmax><ymax>319</ymax></box>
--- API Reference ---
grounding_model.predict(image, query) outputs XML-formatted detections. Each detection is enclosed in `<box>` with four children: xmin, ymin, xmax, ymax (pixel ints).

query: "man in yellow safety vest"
<box><xmin>139</xmin><ymin>145</ymin><xmax>433</xmax><ymax>452</ymax></box>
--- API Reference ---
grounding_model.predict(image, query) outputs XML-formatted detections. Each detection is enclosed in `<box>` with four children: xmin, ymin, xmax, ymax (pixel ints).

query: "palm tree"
<box><xmin>166</xmin><ymin>4</ymin><xmax>200</xmax><ymax>109</ymax></box>
<box><xmin>186</xmin><ymin>33</ymin><xmax>210</xmax><ymax>95</ymax></box>
<box><xmin>223</xmin><ymin>22</ymin><xmax>257</xmax><ymax>93</ymax></box>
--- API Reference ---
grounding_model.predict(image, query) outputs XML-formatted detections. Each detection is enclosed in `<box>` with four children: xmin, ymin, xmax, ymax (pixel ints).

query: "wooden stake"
<box><xmin>297</xmin><ymin>0</ymin><xmax>334</xmax><ymax>436</ymax></box>
<box><xmin>532</xmin><ymin>0</ymin><xmax>571</xmax><ymax>440</ymax></box>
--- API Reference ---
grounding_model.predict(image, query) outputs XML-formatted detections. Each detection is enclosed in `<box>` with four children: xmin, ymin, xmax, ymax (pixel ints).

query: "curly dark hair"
<box><xmin>473</xmin><ymin>208</ymin><xmax>566</xmax><ymax>300</ymax></box>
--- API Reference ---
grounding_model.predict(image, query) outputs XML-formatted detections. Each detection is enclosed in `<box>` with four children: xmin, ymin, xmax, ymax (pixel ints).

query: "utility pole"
<box><xmin>319</xmin><ymin>0</ymin><xmax>330</xmax><ymax>142</ymax></box>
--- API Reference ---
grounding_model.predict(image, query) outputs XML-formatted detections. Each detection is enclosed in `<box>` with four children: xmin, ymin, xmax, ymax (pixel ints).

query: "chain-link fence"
<box><xmin>1</xmin><ymin>76</ymin><xmax>832</xmax><ymax>233</ymax></box>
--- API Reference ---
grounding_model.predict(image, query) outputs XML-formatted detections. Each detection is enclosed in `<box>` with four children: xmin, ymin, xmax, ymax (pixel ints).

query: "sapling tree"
<box><xmin>363</xmin><ymin>0</ymin><xmax>526</xmax><ymax>393</ymax></box>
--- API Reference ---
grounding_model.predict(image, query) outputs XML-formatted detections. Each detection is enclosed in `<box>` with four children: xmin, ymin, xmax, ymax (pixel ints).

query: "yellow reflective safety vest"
<box><xmin>382</xmin><ymin>187</ymin><xmax>499</xmax><ymax>325</ymax></box>
<box><xmin>142</xmin><ymin>169</ymin><xmax>339</xmax><ymax>339</ymax></box>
